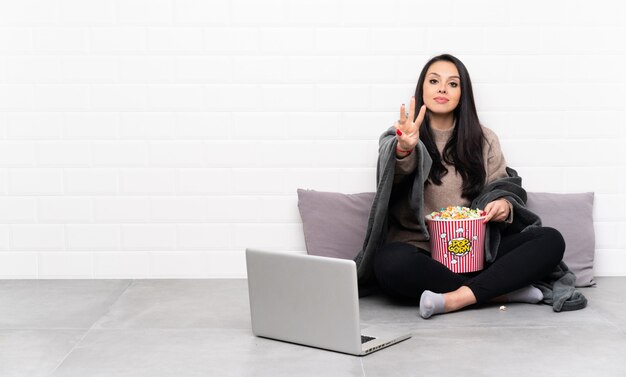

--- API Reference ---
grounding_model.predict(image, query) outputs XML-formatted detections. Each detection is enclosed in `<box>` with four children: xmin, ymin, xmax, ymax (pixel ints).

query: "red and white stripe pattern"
<box><xmin>426</xmin><ymin>216</ymin><xmax>486</xmax><ymax>273</ymax></box>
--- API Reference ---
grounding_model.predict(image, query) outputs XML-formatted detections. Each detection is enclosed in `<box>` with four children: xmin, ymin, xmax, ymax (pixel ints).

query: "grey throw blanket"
<box><xmin>354</xmin><ymin>126</ymin><xmax>587</xmax><ymax>312</ymax></box>
<box><xmin>354</xmin><ymin>126</ymin><xmax>432</xmax><ymax>287</ymax></box>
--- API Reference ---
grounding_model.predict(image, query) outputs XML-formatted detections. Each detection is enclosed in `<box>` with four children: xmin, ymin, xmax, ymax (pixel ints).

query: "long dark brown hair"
<box><xmin>414</xmin><ymin>54</ymin><xmax>486</xmax><ymax>200</ymax></box>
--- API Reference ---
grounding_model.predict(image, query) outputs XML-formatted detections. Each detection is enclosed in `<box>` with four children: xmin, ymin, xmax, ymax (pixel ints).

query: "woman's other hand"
<box><xmin>394</xmin><ymin>96</ymin><xmax>426</xmax><ymax>152</ymax></box>
<box><xmin>483</xmin><ymin>198</ymin><xmax>511</xmax><ymax>223</ymax></box>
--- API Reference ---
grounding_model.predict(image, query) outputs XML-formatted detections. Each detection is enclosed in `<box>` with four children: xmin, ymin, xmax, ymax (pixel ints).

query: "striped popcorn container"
<box><xmin>425</xmin><ymin>215</ymin><xmax>486</xmax><ymax>273</ymax></box>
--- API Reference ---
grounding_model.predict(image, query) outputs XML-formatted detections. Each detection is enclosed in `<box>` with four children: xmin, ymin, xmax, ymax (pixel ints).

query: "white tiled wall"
<box><xmin>0</xmin><ymin>0</ymin><xmax>625</xmax><ymax>278</ymax></box>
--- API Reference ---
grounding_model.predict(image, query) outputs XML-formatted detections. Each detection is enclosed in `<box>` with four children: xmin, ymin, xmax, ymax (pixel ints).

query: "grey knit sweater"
<box><xmin>353</xmin><ymin>125</ymin><xmax>587</xmax><ymax>312</ymax></box>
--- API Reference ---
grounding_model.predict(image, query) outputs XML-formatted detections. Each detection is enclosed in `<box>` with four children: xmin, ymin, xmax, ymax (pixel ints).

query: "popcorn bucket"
<box><xmin>425</xmin><ymin>215</ymin><xmax>486</xmax><ymax>273</ymax></box>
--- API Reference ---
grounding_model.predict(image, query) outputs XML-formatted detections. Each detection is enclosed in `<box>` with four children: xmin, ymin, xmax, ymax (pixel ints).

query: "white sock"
<box><xmin>419</xmin><ymin>290</ymin><xmax>446</xmax><ymax>319</ymax></box>
<box><xmin>506</xmin><ymin>285</ymin><xmax>543</xmax><ymax>304</ymax></box>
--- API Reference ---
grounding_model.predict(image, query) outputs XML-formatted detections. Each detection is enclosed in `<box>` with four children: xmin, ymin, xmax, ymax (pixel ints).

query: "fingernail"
<box><xmin>396</xmin><ymin>129</ymin><xmax>402</xmax><ymax>136</ymax></box>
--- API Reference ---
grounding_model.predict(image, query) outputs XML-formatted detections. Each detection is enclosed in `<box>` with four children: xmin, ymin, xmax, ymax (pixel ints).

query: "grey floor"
<box><xmin>1</xmin><ymin>277</ymin><xmax>624</xmax><ymax>377</ymax></box>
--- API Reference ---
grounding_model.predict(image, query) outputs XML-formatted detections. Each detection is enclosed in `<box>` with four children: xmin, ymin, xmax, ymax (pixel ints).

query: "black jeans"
<box><xmin>373</xmin><ymin>226</ymin><xmax>565</xmax><ymax>304</ymax></box>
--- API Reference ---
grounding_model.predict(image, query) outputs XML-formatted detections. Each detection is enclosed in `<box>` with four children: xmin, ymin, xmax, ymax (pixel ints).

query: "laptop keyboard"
<box><xmin>361</xmin><ymin>335</ymin><xmax>376</xmax><ymax>344</ymax></box>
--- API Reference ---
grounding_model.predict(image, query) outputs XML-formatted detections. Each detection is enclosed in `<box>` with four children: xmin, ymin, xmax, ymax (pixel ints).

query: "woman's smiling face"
<box><xmin>422</xmin><ymin>60</ymin><xmax>461</xmax><ymax>115</ymax></box>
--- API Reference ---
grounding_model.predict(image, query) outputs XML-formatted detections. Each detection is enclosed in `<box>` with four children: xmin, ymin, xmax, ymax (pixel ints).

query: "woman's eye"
<box><xmin>449</xmin><ymin>82</ymin><xmax>459</xmax><ymax>88</ymax></box>
<box><xmin>429</xmin><ymin>79</ymin><xmax>438</xmax><ymax>84</ymax></box>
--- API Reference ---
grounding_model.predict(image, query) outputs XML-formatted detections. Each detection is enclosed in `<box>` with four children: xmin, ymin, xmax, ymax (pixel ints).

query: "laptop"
<box><xmin>245</xmin><ymin>248</ymin><xmax>411</xmax><ymax>356</ymax></box>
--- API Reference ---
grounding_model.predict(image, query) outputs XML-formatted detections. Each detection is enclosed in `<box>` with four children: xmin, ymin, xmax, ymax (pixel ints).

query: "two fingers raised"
<box><xmin>397</xmin><ymin>97</ymin><xmax>427</xmax><ymax>134</ymax></box>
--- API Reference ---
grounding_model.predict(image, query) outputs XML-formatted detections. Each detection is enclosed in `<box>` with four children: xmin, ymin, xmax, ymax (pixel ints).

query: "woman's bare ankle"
<box><xmin>443</xmin><ymin>286</ymin><xmax>477</xmax><ymax>312</ymax></box>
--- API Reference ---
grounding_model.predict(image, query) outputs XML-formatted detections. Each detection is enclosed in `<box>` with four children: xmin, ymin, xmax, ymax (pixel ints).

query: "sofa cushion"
<box><xmin>526</xmin><ymin>192</ymin><xmax>595</xmax><ymax>287</ymax></box>
<box><xmin>297</xmin><ymin>189</ymin><xmax>374</xmax><ymax>260</ymax></box>
<box><xmin>297</xmin><ymin>189</ymin><xmax>595</xmax><ymax>287</ymax></box>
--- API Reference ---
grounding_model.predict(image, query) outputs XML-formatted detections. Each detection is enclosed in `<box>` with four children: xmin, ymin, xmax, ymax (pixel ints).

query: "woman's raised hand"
<box><xmin>395</xmin><ymin>96</ymin><xmax>427</xmax><ymax>151</ymax></box>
